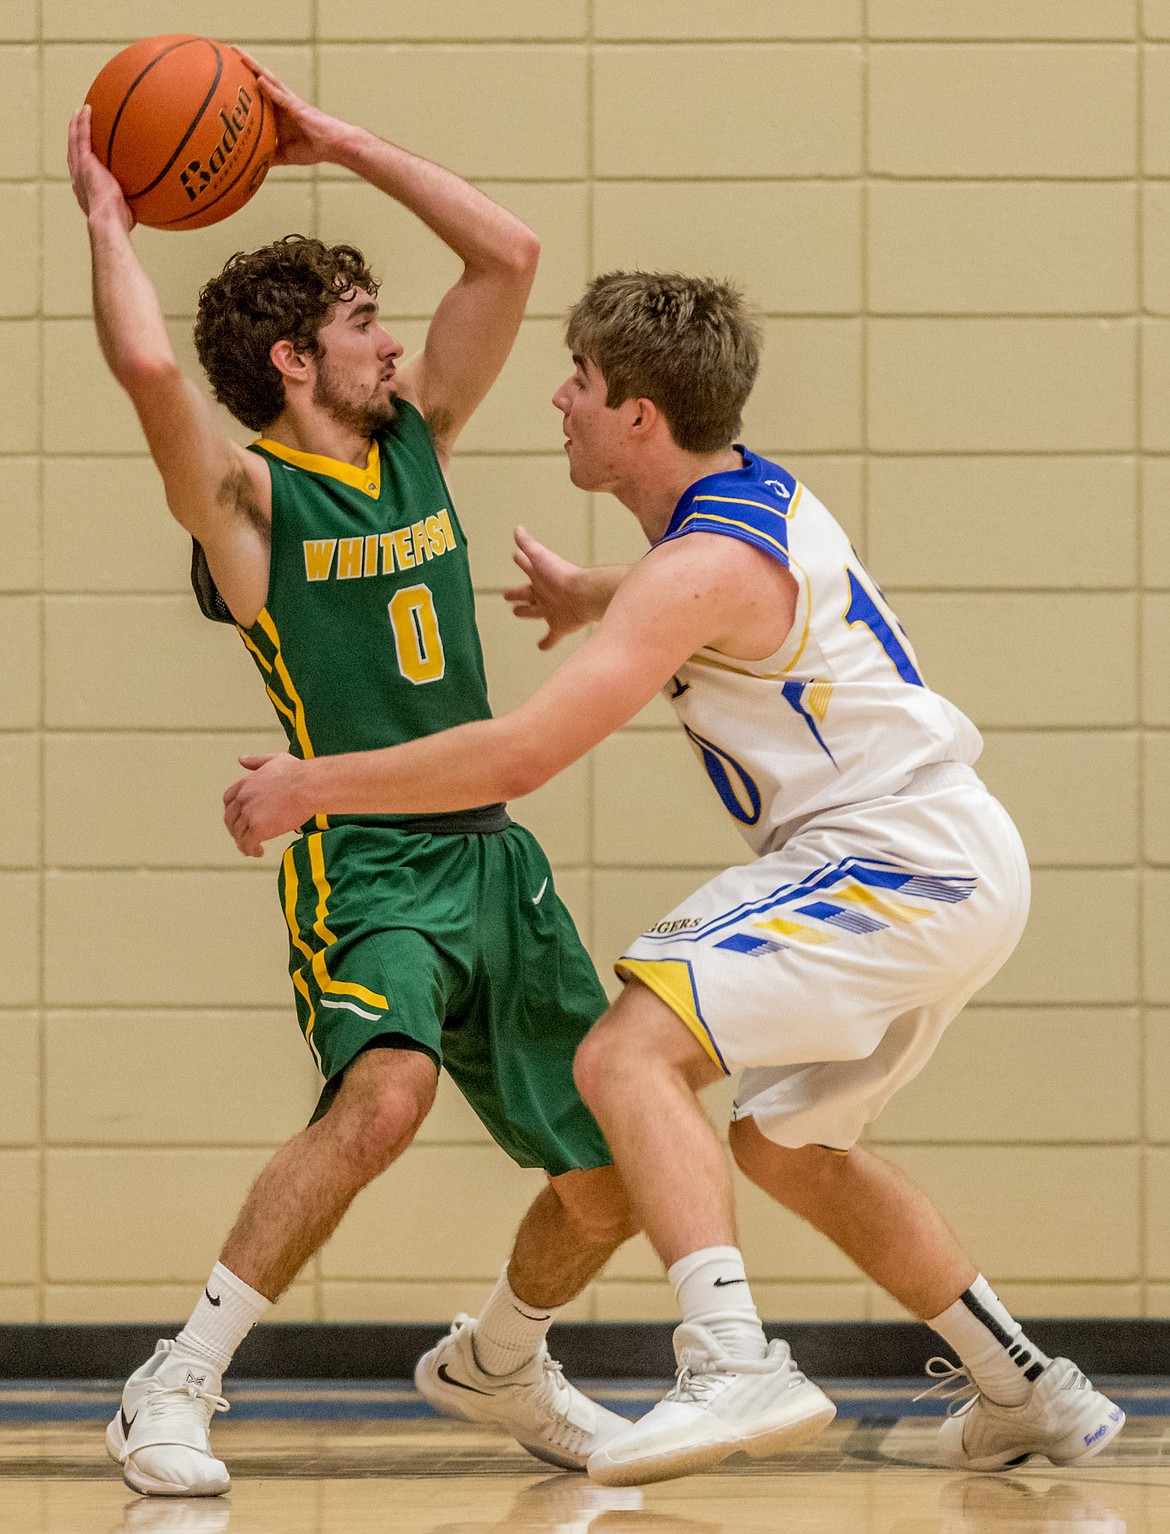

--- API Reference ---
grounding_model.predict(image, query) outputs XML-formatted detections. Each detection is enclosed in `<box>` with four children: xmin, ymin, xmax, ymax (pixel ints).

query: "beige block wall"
<box><xmin>0</xmin><ymin>5</ymin><xmax>1164</xmax><ymax>1327</ymax></box>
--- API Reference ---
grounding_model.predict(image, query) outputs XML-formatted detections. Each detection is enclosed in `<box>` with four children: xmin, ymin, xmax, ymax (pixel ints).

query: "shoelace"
<box><xmin>453</xmin><ymin>1313</ymin><xmax>561</xmax><ymax>1393</ymax></box>
<box><xmin>451</xmin><ymin>1316</ymin><xmax>579</xmax><ymax>1435</ymax></box>
<box><xmin>534</xmin><ymin>1358</ymin><xmax>589</xmax><ymax>1450</ymax></box>
<box><xmin>667</xmin><ymin>1342</ymin><xmax>799</xmax><ymax>1406</ymax></box>
<box><xmin>144</xmin><ymin>1379</ymin><xmax>231</xmax><ymax>1428</ymax></box>
<box><xmin>913</xmin><ymin>1357</ymin><xmax>979</xmax><ymax>1418</ymax></box>
<box><xmin>539</xmin><ymin>1355</ymin><xmax>568</xmax><ymax>1394</ymax></box>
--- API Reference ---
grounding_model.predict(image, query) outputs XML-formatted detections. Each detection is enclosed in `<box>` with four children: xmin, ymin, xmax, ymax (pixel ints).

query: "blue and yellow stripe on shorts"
<box><xmin>615</xmin><ymin>956</ymin><xmax>730</xmax><ymax>1075</ymax></box>
<box><xmin>279</xmin><ymin>830</ymin><xmax>390</xmax><ymax>1076</ymax></box>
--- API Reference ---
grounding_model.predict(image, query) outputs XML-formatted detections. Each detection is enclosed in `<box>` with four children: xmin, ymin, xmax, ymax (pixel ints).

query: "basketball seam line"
<box><xmin>112</xmin><ymin>38</ymin><xmax>225</xmax><ymax>203</ymax></box>
<box><xmin>159</xmin><ymin>85</ymin><xmax>271</xmax><ymax>229</ymax></box>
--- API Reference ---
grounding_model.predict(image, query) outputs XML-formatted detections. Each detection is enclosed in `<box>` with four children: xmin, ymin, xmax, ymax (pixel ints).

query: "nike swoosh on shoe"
<box><xmin>437</xmin><ymin>1363</ymin><xmax>493</xmax><ymax>1395</ymax></box>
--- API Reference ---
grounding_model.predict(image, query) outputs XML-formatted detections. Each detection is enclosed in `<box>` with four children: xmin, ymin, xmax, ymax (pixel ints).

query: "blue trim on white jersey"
<box><xmin>657</xmin><ymin>447</ymin><xmax>798</xmax><ymax>568</ymax></box>
<box><xmin>781</xmin><ymin>680</ymin><xmax>839</xmax><ymax>768</ymax></box>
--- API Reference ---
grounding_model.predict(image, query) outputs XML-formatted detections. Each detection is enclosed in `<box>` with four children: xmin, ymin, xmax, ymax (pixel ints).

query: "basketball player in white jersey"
<box><xmin>223</xmin><ymin>272</ymin><xmax>1124</xmax><ymax>1485</ymax></box>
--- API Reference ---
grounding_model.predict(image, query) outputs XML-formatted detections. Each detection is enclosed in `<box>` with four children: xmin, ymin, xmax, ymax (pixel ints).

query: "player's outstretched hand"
<box><xmin>503</xmin><ymin>526</ymin><xmax>590</xmax><ymax>651</ymax></box>
<box><xmin>233</xmin><ymin>49</ymin><xmax>351</xmax><ymax>167</ymax></box>
<box><xmin>224</xmin><ymin>753</ymin><xmax>311</xmax><ymax>857</ymax></box>
<box><xmin>67</xmin><ymin>104</ymin><xmax>134</xmax><ymax>230</ymax></box>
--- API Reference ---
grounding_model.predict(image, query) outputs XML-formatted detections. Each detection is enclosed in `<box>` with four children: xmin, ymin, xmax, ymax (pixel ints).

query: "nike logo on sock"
<box><xmin>437</xmin><ymin>1362</ymin><xmax>492</xmax><ymax>1395</ymax></box>
<box><xmin>205</xmin><ymin>1289</ymin><xmax>221</xmax><ymax>1307</ymax></box>
<box><xmin>512</xmin><ymin>1303</ymin><xmax>551</xmax><ymax>1321</ymax></box>
<box><xmin>713</xmin><ymin>1276</ymin><xmax>747</xmax><ymax>1287</ymax></box>
<box><xmin>120</xmin><ymin>1407</ymin><xmax>136</xmax><ymax>1437</ymax></box>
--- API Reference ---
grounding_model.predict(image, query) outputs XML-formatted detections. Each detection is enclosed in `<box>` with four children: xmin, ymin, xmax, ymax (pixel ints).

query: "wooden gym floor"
<box><xmin>4</xmin><ymin>1379</ymin><xmax>1170</xmax><ymax>1532</ymax></box>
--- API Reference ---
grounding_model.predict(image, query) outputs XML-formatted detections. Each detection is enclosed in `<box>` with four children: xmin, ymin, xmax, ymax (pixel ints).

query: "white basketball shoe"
<box><xmin>927</xmin><ymin>1355</ymin><xmax>1125</xmax><ymax>1470</ymax></box>
<box><xmin>414</xmin><ymin>1314</ymin><xmax>631</xmax><ymax>1470</ymax></box>
<box><xmin>586</xmin><ymin>1322</ymin><xmax>837</xmax><ymax>1486</ymax></box>
<box><xmin>106</xmin><ymin>1340</ymin><xmax>231</xmax><ymax>1497</ymax></box>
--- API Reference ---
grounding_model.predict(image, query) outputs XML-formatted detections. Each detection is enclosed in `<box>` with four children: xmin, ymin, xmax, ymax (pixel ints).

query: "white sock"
<box><xmin>471</xmin><ymin>1266</ymin><xmax>558</xmax><ymax>1377</ymax></box>
<box><xmin>174</xmin><ymin>1261</ymin><xmax>271</xmax><ymax>1373</ymax></box>
<box><xmin>668</xmin><ymin>1246</ymin><xmax>767</xmax><ymax>1361</ymax></box>
<box><xmin>928</xmin><ymin>1274</ymin><xmax>1050</xmax><ymax>1407</ymax></box>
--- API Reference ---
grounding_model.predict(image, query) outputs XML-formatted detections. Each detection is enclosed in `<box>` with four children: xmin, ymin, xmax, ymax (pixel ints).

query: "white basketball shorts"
<box><xmin>616</xmin><ymin>762</ymin><xmax>1029</xmax><ymax>1151</ymax></box>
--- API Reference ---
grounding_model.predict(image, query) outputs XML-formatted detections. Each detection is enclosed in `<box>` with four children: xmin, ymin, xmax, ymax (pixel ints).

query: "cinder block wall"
<box><xmin>1</xmin><ymin>1</ymin><xmax>1165</xmax><ymax>1327</ymax></box>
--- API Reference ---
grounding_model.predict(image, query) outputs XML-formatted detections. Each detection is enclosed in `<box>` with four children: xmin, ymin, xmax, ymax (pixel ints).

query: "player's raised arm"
<box><xmin>67</xmin><ymin>104</ymin><xmax>271</xmax><ymax>624</ymax></box>
<box><xmin>244</xmin><ymin>57</ymin><xmax>538</xmax><ymax>461</ymax></box>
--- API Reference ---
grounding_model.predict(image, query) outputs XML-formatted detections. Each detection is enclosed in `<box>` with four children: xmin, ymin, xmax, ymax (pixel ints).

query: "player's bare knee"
<box><xmin>574</xmin><ymin>1020</ymin><xmax>649</xmax><ymax>1105</ymax></box>
<box><xmin>729</xmin><ymin>1119</ymin><xmax>845</xmax><ymax>1201</ymax></box>
<box><xmin>328</xmin><ymin>1051</ymin><xmax>437</xmax><ymax>1183</ymax></box>
<box><xmin>340</xmin><ymin>1092</ymin><xmax>429</xmax><ymax>1182</ymax></box>
<box><xmin>575</xmin><ymin>992</ymin><xmax>704</xmax><ymax>1110</ymax></box>
<box><xmin>572</xmin><ymin>1023</ymin><xmax>618</xmax><ymax>1110</ymax></box>
<box><xmin>728</xmin><ymin>1117</ymin><xmax>775</xmax><ymax>1183</ymax></box>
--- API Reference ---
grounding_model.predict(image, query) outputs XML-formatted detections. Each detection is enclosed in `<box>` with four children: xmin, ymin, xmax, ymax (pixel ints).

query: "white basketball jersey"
<box><xmin>658</xmin><ymin>447</ymin><xmax>982</xmax><ymax>856</ymax></box>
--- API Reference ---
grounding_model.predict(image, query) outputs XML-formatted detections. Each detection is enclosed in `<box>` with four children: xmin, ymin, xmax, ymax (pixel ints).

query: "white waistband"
<box><xmin>895</xmin><ymin>761</ymin><xmax>982</xmax><ymax>798</ymax></box>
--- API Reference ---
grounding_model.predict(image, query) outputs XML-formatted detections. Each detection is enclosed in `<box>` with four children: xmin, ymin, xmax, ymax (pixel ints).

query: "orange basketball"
<box><xmin>85</xmin><ymin>35</ymin><xmax>277</xmax><ymax>231</ymax></box>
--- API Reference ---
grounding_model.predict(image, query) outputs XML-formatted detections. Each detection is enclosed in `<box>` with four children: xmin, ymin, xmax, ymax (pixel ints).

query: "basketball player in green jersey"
<box><xmin>67</xmin><ymin>59</ymin><xmax>635</xmax><ymax>1499</ymax></box>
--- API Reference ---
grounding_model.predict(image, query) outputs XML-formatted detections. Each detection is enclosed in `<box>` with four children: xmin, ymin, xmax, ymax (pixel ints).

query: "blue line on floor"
<box><xmin>3</xmin><ymin>1380</ymin><xmax>1168</xmax><ymax>1423</ymax></box>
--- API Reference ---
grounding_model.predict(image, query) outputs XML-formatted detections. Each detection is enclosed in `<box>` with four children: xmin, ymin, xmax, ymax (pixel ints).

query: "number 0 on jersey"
<box><xmin>389</xmin><ymin>584</ymin><xmax>446</xmax><ymax>684</ymax></box>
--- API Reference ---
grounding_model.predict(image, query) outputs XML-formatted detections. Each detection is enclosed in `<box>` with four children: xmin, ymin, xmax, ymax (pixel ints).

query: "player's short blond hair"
<box><xmin>565</xmin><ymin>272</ymin><xmax>761</xmax><ymax>453</ymax></box>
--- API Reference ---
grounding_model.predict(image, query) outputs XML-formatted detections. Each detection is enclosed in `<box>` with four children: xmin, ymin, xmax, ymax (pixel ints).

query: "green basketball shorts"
<box><xmin>276</xmin><ymin>817</ymin><xmax>611</xmax><ymax>1176</ymax></box>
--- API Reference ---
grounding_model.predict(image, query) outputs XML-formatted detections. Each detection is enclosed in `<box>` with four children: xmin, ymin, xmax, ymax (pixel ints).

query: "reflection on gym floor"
<box><xmin>3</xmin><ymin>1379</ymin><xmax>1168</xmax><ymax>1532</ymax></box>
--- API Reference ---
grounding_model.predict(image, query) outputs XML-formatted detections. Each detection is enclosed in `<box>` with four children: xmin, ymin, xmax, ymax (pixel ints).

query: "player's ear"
<box><xmin>270</xmin><ymin>338</ymin><xmax>309</xmax><ymax>382</ymax></box>
<box><xmin>628</xmin><ymin>396</ymin><xmax>660</xmax><ymax>439</ymax></box>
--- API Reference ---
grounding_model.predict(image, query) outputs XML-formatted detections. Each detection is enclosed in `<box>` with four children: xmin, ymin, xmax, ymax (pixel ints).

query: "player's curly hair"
<box><xmin>565</xmin><ymin>272</ymin><xmax>761</xmax><ymax>454</ymax></box>
<box><xmin>194</xmin><ymin>235</ymin><xmax>381</xmax><ymax>432</ymax></box>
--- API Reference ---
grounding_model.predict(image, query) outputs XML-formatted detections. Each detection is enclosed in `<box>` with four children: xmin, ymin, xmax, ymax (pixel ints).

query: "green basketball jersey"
<box><xmin>239</xmin><ymin>399</ymin><xmax>494</xmax><ymax>828</ymax></box>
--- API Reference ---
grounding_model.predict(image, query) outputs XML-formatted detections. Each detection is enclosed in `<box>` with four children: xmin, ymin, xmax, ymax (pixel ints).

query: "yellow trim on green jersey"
<box><xmin>238</xmin><ymin>628</ymin><xmax>273</xmax><ymax>673</ymax></box>
<box><xmin>265</xmin><ymin>687</ymin><xmax>298</xmax><ymax>732</ymax></box>
<box><xmin>255</xmin><ymin>436</ymin><xmax>382</xmax><ymax>498</ymax></box>
<box><xmin>254</xmin><ymin>607</ymin><xmax>329</xmax><ymax>831</ymax></box>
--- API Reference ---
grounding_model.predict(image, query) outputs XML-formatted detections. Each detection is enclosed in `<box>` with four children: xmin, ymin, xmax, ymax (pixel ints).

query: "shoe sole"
<box><xmin>588</xmin><ymin>1398</ymin><xmax>837</xmax><ymax>1487</ymax></box>
<box><xmin>514</xmin><ymin>1438</ymin><xmax>590</xmax><ymax>1472</ymax></box>
<box><xmin>106</xmin><ymin>1411</ymin><xmax>231</xmax><ymax>1497</ymax></box>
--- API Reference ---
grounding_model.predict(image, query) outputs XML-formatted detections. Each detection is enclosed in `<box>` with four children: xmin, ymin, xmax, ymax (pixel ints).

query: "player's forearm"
<box><xmin>87</xmin><ymin>212</ymin><xmax>176</xmax><ymax>386</ymax></box>
<box><xmin>301</xmin><ymin>716</ymin><xmax>548</xmax><ymax>818</ymax></box>
<box><xmin>330</xmin><ymin>128</ymin><xmax>539</xmax><ymax>277</ymax></box>
<box><xmin>574</xmin><ymin>565</ymin><xmax>633</xmax><ymax>621</ymax></box>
